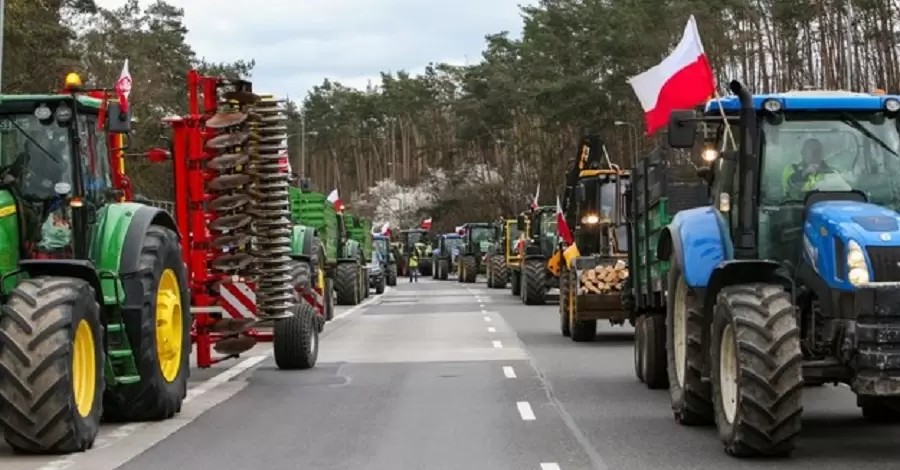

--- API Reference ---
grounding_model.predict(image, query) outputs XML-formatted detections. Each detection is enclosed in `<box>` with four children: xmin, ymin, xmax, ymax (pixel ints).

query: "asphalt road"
<box><xmin>4</xmin><ymin>276</ymin><xmax>900</xmax><ymax>469</ymax></box>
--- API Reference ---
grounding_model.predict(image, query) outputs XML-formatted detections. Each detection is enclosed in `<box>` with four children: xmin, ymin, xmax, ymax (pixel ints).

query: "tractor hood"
<box><xmin>806</xmin><ymin>200</ymin><xmax>900</xmax><ymax>245</ymax></box>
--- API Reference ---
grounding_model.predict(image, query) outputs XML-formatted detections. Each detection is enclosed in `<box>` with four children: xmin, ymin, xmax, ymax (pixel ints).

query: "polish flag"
<box><xmin>627</xmin><ymin>15</ymin><xmax>715</xmax><ymax>135</ymax></box>
<box><xmin>455</xmin><ymin>225</ymin><xmax>465</xmax><ymax>235</ymax></box>
<box><xmin>115</xmin><ymin>59</ymin><xmax>132</xmax><ymax>114</ymax></box>
<box><xmin>530</xmin><ymin>183</ymin><xmax>540</xmax><ymax>211</ymax></box>
<box><xmin>326</xmin><ymin>189</ymin><xmax>343</xmax><ymax>211</ymax></box>
<box><xmin>556</xmin><ymin>196</ymin><xmax>573</xmax><ymax>246</ymax></box>
<box><xmin>421</xmin><ymin>217</ymin><xmax>432</xmax><ymax>230</ymax></box>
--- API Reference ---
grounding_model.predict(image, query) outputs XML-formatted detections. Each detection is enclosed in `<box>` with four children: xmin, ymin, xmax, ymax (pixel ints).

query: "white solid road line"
<box><xmin>540</xmin><ymin>463</ymin><xmax>561</xmax><ymax>470</ymax></box>
<box><xmin>492</xmin><ymin>340</ymin><xmax>503</xmax><ymax>348</ymax></box>
<box><xmin>503</xmin><ymin>366</ymin><xmax>517</xmax><ymax>378</ymax></box>
<box><xmin>517</xmin><ymin>401</ymin><xmax>536</xmax><ymax>421</ymax></box>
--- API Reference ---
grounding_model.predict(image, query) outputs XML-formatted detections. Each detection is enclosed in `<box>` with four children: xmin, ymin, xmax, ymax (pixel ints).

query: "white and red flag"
<box><xmin>421</xmin><ymin>217</ymin><xmax>432</xmax><ymax>230</ymax></box>
<box><xmin>556</xmin><ymin>196</ymin><xmax>573</xmax><ymax>246</ymax></box>
<box><xmin>326</xmin><ymin>189</ymin><xmax>343</xmax><ymax>211</ymax></box>
<box><xmin>530</xmin><ymin>183</ymin><xmax>540</xmax><ymax>211</ymax></box>
<box><xmin>627</xmin><ymin>15</ymin><xmax>715</xmax><ymax>135</ymax></box>
<box><xmin>115</xmin><ymin>59</ymin><xmax>132</xmax><ymax>114</ymax></box>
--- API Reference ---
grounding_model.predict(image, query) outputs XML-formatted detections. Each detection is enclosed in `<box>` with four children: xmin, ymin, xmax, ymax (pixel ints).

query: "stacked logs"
<box><xmin>247</xmin><ymin>95</ymin><xmax>295</xmax><ymax>320</ymax></box>
<box><xmin>577</xmin><ymin>259</ymin><xmax>629</xmax><ymax>294</ymax></box>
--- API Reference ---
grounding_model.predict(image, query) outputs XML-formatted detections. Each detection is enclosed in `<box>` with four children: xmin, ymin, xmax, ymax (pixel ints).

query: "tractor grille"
<box><xmin>866</xmin><ymin>246</ymin><xmax>900</xmax><ymax>282</ymax></box>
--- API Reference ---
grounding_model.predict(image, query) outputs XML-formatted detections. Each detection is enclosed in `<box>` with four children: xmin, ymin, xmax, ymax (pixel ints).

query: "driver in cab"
<box><xmin>782</xmin><ymin>138</ymin><xmax>839</xmax><ymax>198</ymax></box>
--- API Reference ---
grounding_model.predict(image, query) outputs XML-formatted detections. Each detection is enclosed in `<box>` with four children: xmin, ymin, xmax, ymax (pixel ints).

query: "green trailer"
<box><xmin>343</xmin><ymin>213</ymin><xmax>372</xmax><ymax>299</ymax></box>
<box><xmin>290</xmin><ymin>188</ymin><xmax>364</xmax><ymax>308</ymax></box>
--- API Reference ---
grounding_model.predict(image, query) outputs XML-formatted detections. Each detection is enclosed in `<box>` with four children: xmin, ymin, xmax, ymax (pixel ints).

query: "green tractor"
<box><xmin>344</xmin><ymin>214</ymin><xmax>372</xmax><ymax>299</ymax></box>
<box><xmin>457</xmin><ymin>222</ymin><xmax>494</xmax><ymax>283</ymax></box>
<box><xmin>290</xmin><ymin>187</ymin><xmax>361</xmax><ymax>309</ymax></box>
<box><xmin>0</xmin><ymin>78</ymin><xmax>192</xmax><ymax>453</ymax></box>
<box><xmin>399</xmin><ymin>228</ymin><xmax>433</xmax><ymax>276</ymax></box>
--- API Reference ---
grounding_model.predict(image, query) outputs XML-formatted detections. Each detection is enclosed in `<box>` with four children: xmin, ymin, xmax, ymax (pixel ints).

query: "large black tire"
<box><xmin>511</xmin><ymin>270</ymin><xmax>521</xmax><ymax>296</ymax></box>
<box><xmin>710</xmin><ymin>284</ymin><xmax>803</xmax><ymax>457</ymax></box>
<box><xmin>634</xmin><ymin>316</ymin><xmax>646</xmax><ymax>382</ymax></box>
<box><xmin>439</xmin><ymin>260</ymin><xmax>449</xmax><ymax>280</ymax></box>
<box><xmin>643</xmin><ymin>314</ymin><xmax>668</xmax><ymax>389</ymax></box>
<box><xmin>376</xmin><ymin>273</ymin><xmax>386</xmax><ymax>294</ymax></box>
<box><xmin>461</xmin><ymin>255</ymin><xmax>478</xmax><ymax>283</ymax></box>
<box><xmin>486</xmin><ymin>261</ymin><xmax>494</xmax><ymax>288</ymax></box>
<box><xmin>489</xmin><ymin>254</ymin><xmax>506</xmax><ymax>288</ymax></box>
<box><xmin>0</xmin><ymin>277</ymin><xmax>104</xmax><ymax>454</ymax></box>
<box><xmin>420</xmin><ymin>259</ymin><xmax>432</xmax><ymax>277</ymax></box>
<box><xmin>559</xmin><ymin>266</ymin><xmax>570</xmax><ymax>337</ymax></box>
<box><xmin>324</xmin><ymin>278</ymin><xmax>334</xmax><ymax>321</ymax></box>
<box><xmin>522</xmin><ymin>259</ymin><xmax>547</xmax><ymax>305</ymax></box>
<box><xmin>665</xmin><ymin>260</ymin><xmax>713</xmax><ymax>426</ymax></box>
<box><xmin>273</xmin><ymin>300</ymin><xmax>319</xmax><ymax>370</ymax></box>
<box><xmin>387</xmin><ymin>264</ymin><xmax>398</xmax><ymax>286</ymax></box>
<box><xmin>334</xmin><ymin>262</ymin><xmax>360</xmax><ymax>306</ymax></box>
<box><xmin>105</xmin><ymin>225</ymin><xmax>190</xmax><ymax>423</ymax></box>
<box><xmin>361</xmin><ymin>266</ymin><xmax>370</xmax><ymax>299</ymax></box>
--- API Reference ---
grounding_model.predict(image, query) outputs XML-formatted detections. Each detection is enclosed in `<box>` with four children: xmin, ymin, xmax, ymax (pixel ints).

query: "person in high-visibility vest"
<box><xmin>782</xmin><ymin>138</ymin><xmax>839</xmax><ymax>198</ymax></box>
<box><xmin>408</xmin><ymin>251</ymin><xmax>419</xmax><ymax>283</ymax></box>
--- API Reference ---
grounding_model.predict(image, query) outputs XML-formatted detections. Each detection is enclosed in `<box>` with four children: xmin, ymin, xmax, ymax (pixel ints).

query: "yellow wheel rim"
<box><xmin>317</xmin><ymin>269</ymin><xmax>325</xmax><ymax>290</ymax></box>
<box><xmin>155</xmin><ymin>269</ymin><xmax>183</xmax><ymax>383</ymax></box>
<box><xmin>72</xmin><ymin>319</ymin><xmax>96</xmax><ymax>418</ymax></box>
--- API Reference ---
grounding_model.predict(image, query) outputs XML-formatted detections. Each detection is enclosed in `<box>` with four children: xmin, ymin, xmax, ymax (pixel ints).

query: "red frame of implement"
<box><xmin>165</xmin><ymin>70</ymin><xmax>273</xmax><ymax>368</ymax></box>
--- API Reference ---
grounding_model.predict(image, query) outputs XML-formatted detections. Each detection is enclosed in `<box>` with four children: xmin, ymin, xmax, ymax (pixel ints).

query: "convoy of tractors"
<box><xmin>2</xmin><ymin>68</ymin><xmax>898</xmax><ymax>462</ymax></box>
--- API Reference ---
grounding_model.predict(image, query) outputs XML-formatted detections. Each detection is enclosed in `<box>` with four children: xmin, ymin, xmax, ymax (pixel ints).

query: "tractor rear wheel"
<box><xmin>511</xmin><ymin>270</ymin><xmax>521</xmax><ymax>296</ymax></box>
<box><xmin>334</xmin><ymin>262</ymin><xmax>360</xmax><ymax>305</ymax></box>
<box><xmin>522</xmin><ymin>259</ymin><xmax>546</xmax><ymax>305</ymax></box>
<box><xmin>559</xmin><ymin>266</ymin><xmax>570</xmax><ymax>337</ymax></box>
<box><xmin>461</xmin><ymin>255</ymin><xmax>478</xmax><ymax>283</ymax></box>
<box><xmin>710</xmin><ymin>284</ymin><xmax>802</xmax><ymax>457</ymax></box>
<box><xmin>489</xmin><ymin>254</ymin><xmax>506</xmax><ymax>288</ymax></box>
<box><xmin>0</xmin><ymin>277</ymin><xmax>104</xmax><ymax>454</ymax></box>
<box><xmin>105</xmin><ymin>225</ymin><xmax>190</xmax><ymax>423</ymax></box>
<box><xmin>634</xmin><ymin>316</ymin><xmax>645</xmax><ymax>382</ymax></box>
<box><xmin>387</xmin><ymin>264</ymin><xmax>398</xmax><ymax>286</ymax></box>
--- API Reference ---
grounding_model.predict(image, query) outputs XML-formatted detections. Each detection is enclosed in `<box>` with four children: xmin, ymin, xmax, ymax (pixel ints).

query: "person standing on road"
<box><xmin>408</xmin><ymin>252</ymin><xmax>420</xmax><ymax>283</ymax></box>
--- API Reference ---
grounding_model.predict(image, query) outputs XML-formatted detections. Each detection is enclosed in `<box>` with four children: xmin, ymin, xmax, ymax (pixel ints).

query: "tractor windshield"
<box><xmin>539</xmin><ymin>212</ymin><xmax>558</xmax><ymax>253</ymax></box>
<box><xmin>405</xmin><ymin>231</ymin><xmax>425</xmax><ymax>249</ymax></box>
<box><xmin>373</xmin><ymin>238</ymin><xmax>390</xmax><ymax>258</ymax></box>
<box><xmin>758</xmin><ymin>111</ymin><xmax>900</xmax><ymax>261</ymax></box>
<box><xmin>0</xmin><ymin>114</ymin><xmax>71</xmax><ymax>201</ymax></box>
<box><xmin>760</xmin><ymin>112</ymin><xmax>900</xmax><ymax>208</ymax></box>
<box><xmin>443</xmin><ymin>237</ymin><xmax>462</xmax><ymax>253</ymax></box>
<box><xmin>470</xmin><ymin>227</ymin><xmax>492</xmax><ymax>244</ymax></box>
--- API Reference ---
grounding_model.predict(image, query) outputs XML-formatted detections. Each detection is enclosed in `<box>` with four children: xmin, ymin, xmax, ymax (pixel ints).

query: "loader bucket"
<box><xmin>570</xmin><ymin>255</ymin><xmax>629</xmax><ymax>323</ymax></box>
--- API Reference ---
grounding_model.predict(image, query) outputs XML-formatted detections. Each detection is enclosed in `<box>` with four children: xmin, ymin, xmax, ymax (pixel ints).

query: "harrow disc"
<box><xmin>222</xmin><ymin>90</ymin><xmax>260</xmax><ymax>105</ymax></box>
<box><xmin>210</xmin><ymin>253</ymin><xmax>254</xmax><ymax>272</ymax></box>
<box><xmin>212</xmin><ymin>233</ymin><xmax>253</xmax><ymax>250</ymax></box>
<box><xmin>206</xmin><ymin>132</ymin><xmax>250</xmax><ymax>150</ymax></box>
<box><xmin>208</xmin><ymin>174</ymin><xmax>251</xmax><ymax>191</ymax></box>
<box><xmin>208</xmin><ymin>194</ymin><xmax>251</xmax><ymax>212</ymax></box>
<box><xmin>208</xmin><ymin>152</ymin><xmax>250</xmax><ymax>171</ymax></box>
<box><xmin>209</xmin><ymin>214</ymin><xmax>252</xmax><ymax>233</ymax></box>
<box><xmin>206</xmin><ymin>112</ymin><xmax>249</xmax><ymax>129</ymax></box>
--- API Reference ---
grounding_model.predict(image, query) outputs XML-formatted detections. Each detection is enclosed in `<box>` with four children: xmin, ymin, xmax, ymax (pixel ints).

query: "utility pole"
<box><xmin>300</xmin><ymin>110</ymin><xmax>306</xmax><ymax>178</ymax></box>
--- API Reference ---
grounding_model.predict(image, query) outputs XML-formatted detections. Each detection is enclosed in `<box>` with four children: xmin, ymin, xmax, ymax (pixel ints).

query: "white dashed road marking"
<box><xmin>540</xmin><ymin>463</ymin><xmax>561</xmax><ymax>470</ymax></box>
<box><xmin>503</xmin><ymin>366</ymin><xmax>517</xmax><ymax>378</ymax></box>
<box><xmin>517</xmin><ymin>401</ymin><xmax>536</xmax><ymax>421</ymax></box>
<box><xmin>484</xmin><ymin>316</ymin><xmax>492</xmax><ymax>322</ymax></box>
<box><xmin>487</xmin><ymin>326</ymin><xmax>496</xmax><ymax>333</ymax></box>
<box><xmin>492</xmin><ymin>340</ymin><xmax>503</xmax><ymax>348</ymax></box>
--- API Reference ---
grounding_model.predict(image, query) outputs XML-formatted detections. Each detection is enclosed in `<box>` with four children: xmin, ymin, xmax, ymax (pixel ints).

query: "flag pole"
<box><xmin>713</xmin><ymin>90</ymin><xmax>737</xmax><ymax>152</ymax></box>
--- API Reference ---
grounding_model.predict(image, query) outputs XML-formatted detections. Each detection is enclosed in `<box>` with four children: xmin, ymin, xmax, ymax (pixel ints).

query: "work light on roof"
<box><xmin>885</xmin><ymin>98</ymin><xmax>900</xmax><ymax>112</ymax></box>
<box><xmin>64</xmin><ymin>72</ymin><xmax>82</xmax><ymax>90</ymax></box>
<box><xmin>762</xmin><ymin>99</ymin><xmax>781</xmax><ymax>112</ymax></box>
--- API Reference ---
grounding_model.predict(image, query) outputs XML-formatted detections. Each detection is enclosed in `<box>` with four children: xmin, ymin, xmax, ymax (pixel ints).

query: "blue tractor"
<box><xmin>654</xmin><ymin>81</ymin><xmax>900</xmax><ymax>458</ymax></box>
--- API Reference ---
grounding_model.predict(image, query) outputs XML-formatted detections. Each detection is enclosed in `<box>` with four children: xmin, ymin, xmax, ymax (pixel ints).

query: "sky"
<box><xmin>95</xmin><ymin>0</ymin><xmax>535</xmax><ymax>101</ymax></box>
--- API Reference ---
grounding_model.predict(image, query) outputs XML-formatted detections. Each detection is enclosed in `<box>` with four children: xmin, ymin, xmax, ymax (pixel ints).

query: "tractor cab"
<box><xmin>517</xmin><ymin>206</ymin><xmax>558</xmax><ymax>258</ymax></box>
<box><xmin>0</xmin><ymin>72</ymin><xmax>131</xmax><ymax>261</ymax></box>
<box><xmin>373</xmin><ymin>234</ymin><xmax>392</xmax><ymax>263</ymax></box>
<box><xmin>460</xmin><ymin>222</ymin><xmax>494</xmax><ymax>256</ymax></box>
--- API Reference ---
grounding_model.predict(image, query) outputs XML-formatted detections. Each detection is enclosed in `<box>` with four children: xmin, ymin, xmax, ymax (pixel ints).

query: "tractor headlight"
<box><xmin>886</xmin><ymin>98</ymin><xmax>900</xmax><ymax>112</ymax></box>
<box><xmin>846</xmin><ymin>239</ymin><xmax>870</xmax><ymax>285</ymax></box>
<box><xmin>762</xmin><ymin>99</ymin><xmax>782</xmax><ymax>112</ymax></box>
<box><xmin>581</xmin><ymin>214</ymin><xmax>599</xmax><ymax>224</ymax></box>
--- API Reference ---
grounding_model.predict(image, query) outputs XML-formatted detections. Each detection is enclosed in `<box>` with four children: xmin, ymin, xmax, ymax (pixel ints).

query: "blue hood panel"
<box><xmin>807</xmin><ymin>201</ymin><xmax>900</xmax><ymax>244</ymax></box>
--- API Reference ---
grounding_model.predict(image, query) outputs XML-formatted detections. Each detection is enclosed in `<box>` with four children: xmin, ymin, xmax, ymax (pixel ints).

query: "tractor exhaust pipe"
<box><xmin>728</xmin><ymin>80</ymin><xmax>759</xmax><ymax>258</ymax></box>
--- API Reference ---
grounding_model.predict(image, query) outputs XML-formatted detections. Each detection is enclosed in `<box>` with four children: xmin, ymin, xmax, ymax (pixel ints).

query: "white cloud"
<box><xmin>94</xmin><ymin>0</ymin><xmax>533</xmax><ymax>100</ymax></box>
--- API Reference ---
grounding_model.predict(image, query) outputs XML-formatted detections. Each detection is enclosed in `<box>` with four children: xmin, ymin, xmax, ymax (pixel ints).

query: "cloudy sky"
<box><xmin>96</xmin><ymin>0</ymin><xmax>534</xmax><ymax>100</ymax></box>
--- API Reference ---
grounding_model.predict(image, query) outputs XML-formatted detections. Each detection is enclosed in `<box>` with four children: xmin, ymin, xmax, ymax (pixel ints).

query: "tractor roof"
<box><xmin>705</xmin><ymin>90</ymin><xmax>900</xmax><ymax>114</ymax></box>
<box><xmin>441</xmin><ymin>233</ymin><xmax>461</xmax><ymax>238</ymax></box>
<box><xmin>0</xmin><ymin>93</ymin><xmax>103</xmax><ymax>110</ymax></box>
<box><xmin>373</xmin><ymin>235</ymin><xmax>388</xmax><ymax>240</ymax></box>
<box><xmin>464</xmin><ymin>222</ymin><xmax>492</xmax><ymax>227</ymax></box>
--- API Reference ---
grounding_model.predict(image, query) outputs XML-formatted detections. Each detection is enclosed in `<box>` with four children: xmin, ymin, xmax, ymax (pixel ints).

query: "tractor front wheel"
<box><xmin>461</xmin><ymin>255</ymin><xmax>478</xmax><ymax>283</ymax></box>
<box><xmin>0</xmin><ymin>277</ymin><xmax>104</xmax><ymax>454</ymax></box>
<box><xmin>522</xmin><ymin>259</ymin><xmax>547</xmax><ymax>305</ymax></box>
<box><xmin>710</xmin><ymin>284</ymin><xmax>802</xmax><ymax>457</ymax></box>
<box><xmin>489</xmin><ymin>254</ymin><xmax>506</xmax><ymax>288</ymax></box>
<box><xmin>105</xmin><ymin>225</ymin><xmax>190</xmax><ymax>423</ymax></box>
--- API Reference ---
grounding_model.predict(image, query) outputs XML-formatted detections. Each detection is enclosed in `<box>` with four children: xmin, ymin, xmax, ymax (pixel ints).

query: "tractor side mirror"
<box><xmin>107</xmin><ymin>101</ymin><xmax>132</xmax><ymax>134</ymax></box>
<box><xmin>667</xmin><ymin>110</ymin><xmax>697</xmax><ymax>148</ymax></box>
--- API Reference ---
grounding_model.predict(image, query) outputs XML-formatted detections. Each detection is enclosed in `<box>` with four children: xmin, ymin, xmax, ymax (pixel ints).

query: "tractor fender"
<box><xmin>93</xmin><ymin>203</ymin><xmax>178</xmax><ymax>305</ymax></box>
<box><xmin>290</xmin><ymin>225</ymin><xmax>316</xmax><ymax>262</ymax></box>
<box><xmin>656</xmin><ymin>206</ymin><xmax>733</xmax><ymax>288</ymax></box>
<box><xmin>701</xmin><ymin>259</ymin><xmax>792</xmax><ymax>318</ymax></box>
<box><xmin>16</xmin><ymin>259</ymin><xmax>104</xmax><ymax>306</ymax></box>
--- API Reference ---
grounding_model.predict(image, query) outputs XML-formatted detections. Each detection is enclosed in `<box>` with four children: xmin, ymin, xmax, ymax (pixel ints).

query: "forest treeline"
<box><xmin>8</xmin><ymin>0</ymin><xmax>900</xmax><ymax>228</ymax></box>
